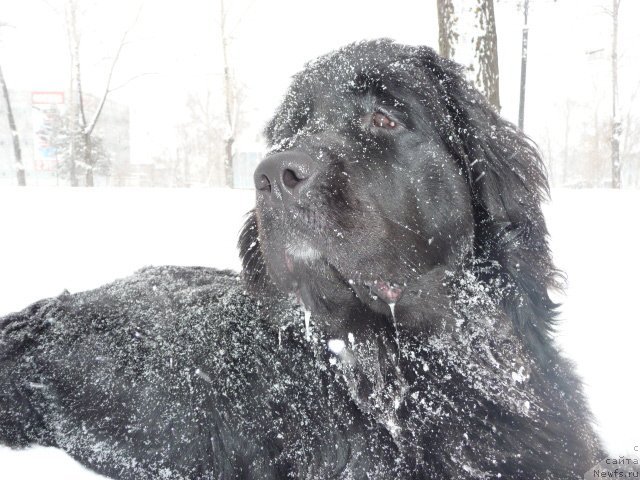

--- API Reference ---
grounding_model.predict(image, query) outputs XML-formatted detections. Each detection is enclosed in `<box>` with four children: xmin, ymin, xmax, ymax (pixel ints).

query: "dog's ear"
<box><xmin>461</xmin><ymin>99</ymin><xmax>562</xmax><ymax>336</ymax></box>
<box><xmin>416</xmin><ymin>47</ymin><xmax>561</xmax><ymax>338</ymax></box>
<box><xmin>238</xmin><ymin>211</ymin><xmax>275</xmax><ymax>295</ymax></box>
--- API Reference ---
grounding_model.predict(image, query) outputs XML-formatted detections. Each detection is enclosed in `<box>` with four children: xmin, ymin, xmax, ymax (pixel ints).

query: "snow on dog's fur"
<box><xmin>1</xmin><ymin>40</ymin><xmax>602</xmax><ymax>479</ymax></box>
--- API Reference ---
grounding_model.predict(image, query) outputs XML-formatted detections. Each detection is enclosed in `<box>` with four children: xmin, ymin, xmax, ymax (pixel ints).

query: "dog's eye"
<box><xmin>371</xmin><ymin>112</ymin><xmax>397</xmax><ymax>130</ymax></box>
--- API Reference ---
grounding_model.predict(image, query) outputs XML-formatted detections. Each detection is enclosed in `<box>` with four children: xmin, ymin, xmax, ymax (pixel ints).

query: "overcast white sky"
<box><xmin>1</xmin><ymin>0</ymin><xmax>639</xmax><ymax>165</ymax></box>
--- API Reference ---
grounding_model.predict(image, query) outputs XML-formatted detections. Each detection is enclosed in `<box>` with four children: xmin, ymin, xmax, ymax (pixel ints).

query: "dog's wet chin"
<box><xmin>260</xmin><ymin>239</ymin><xmax>323</xmax><ymax>287</ymax></box>
<box><xmin>263</xmin><ymin>241</ymin><xmax>406</xmax><ymax>316</ymax></box>
<box><xmin>285</xmin><ymin>244</ymin><xmax>322</xmax><ymax>265</ymax></box>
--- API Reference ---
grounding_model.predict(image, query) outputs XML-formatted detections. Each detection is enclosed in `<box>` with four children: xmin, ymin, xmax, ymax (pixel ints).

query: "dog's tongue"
<box><xmin>284</xmin><ymin>252</ymin><xmax>294</xmax><ymax>272</ymax></box>
<box><xmin>371</xmin><ymin>280</ymin><xmax>403</xmax><ymax>304</ymax></box>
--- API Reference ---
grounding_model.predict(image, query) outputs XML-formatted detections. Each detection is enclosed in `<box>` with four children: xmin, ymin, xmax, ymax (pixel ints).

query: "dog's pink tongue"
<box><xmin>284</xmin><ymin>252</ymin><xmax>294</xmax><ymax>272</ymax></box>
<box><xmin>372</xmin><ymin>280</ymin><xmax>403</xmax><ymax>303</ymax></box>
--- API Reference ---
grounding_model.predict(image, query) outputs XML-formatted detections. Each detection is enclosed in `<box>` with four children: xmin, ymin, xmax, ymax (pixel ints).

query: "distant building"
<box><xmin>1</xmin><ymin>90</ymin><xmax>270</xmax><ymax>188</ymax></box>
<box><xmin>0</xmin><ymin>90</ymin><xmax>129</xmax><ymax>186</ymax></box>
<box><xmin>233</xmin><ymin>149</ymin><xmax>263</xmax><ymax>189</ymax></box>
<box><xmin>233</xmin><ymin>130</ymin><xmax>265</xmax><ymax>189</ymax></box>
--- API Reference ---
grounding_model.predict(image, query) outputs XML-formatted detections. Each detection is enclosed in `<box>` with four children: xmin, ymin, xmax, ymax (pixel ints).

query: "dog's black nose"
<box><xmin>254</xmin><ymin>151</ymin><xmax>316</xmax><ymax>199</ymax></box>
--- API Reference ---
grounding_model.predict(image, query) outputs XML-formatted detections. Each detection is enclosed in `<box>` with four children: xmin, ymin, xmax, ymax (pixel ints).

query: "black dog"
<box><xmin>1</xmin><ymin>40</ymin><xmax>602</xmax><ymax>479</ymax></box>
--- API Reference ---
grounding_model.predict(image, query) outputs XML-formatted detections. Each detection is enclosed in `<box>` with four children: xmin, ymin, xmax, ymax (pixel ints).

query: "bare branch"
<box><xmin>65</xmin><ymin>0</ymin><xmax>87</xmax><ymax>128</ymax></box>
<box><xmin>40</xmin><ymin>0</ymin><xmax>62</xmax><ymax>15</ymax></box>
<box><xmin>108</xmin><ymin>72</ymin><xmax>158</xmax><ymax>93</ymax></box>
<box><xmin>83</xmin><ymin>33</ymin><xmax>126</xmax><ymax>135</ymax></box>
<box><xmin>227</xmin><ymin>0</ymin><xmax>257</xmax><ymax>38</ymax></box>
<box><xmin>0</xmin><ymin>62</ymin><xmax>26</xmax><ymax>185</ymax></box>
<box><xmin>84</xmin><ymin>2</ymin><xmax>143</xmax><ymax>136</ymax></box>
<box><xmin>610</xmin><ymin>0</ymin><xmax>622</xmax><ymax>188</ymax></box>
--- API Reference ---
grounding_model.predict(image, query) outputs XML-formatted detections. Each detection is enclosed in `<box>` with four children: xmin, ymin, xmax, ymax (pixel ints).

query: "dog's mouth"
<box><xmin>256</xmin><ymin>204</ymin><xmax>410</xmax><ymax>313</ymax></box>
<box><xmin>280</xmin><ymin>246</ymin><xmax>405</xmax><ymax>308</ymax></box>
<box><xmin>365</xmin><ymin>279</ymin><xmax>404</xmax><ymax>304</ymax></box>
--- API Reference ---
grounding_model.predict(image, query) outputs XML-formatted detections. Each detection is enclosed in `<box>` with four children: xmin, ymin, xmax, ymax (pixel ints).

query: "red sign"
<box><xmin>32</xmin><ymin>91</ymin><xmax>65</xmax><ymax>105</ymax></box>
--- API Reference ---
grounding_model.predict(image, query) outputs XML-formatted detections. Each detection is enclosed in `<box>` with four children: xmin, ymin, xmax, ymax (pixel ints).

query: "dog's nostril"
<box><xmin>257</xmin><ymin>174</ymin><xmax>271</xmax><ymax>192</ymax></box>
<box><xmin>282</xmin><ymin>169</ymin><xmax>304</xmax><ymax>190</ymax></box>
<box><xmin>254</xmin><ymin>151</ymin><xmax>315</xmax><ymax>198</ymax></box>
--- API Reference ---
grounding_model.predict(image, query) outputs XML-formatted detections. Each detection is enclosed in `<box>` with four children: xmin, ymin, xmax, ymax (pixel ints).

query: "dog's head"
<box><xmin>240</xmin><ymin>39</ymin><xmax>558</xmax><ymax>337</ymax></box>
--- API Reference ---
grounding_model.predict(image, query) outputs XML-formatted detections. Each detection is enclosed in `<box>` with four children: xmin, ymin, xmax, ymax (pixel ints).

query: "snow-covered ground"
<box><xmin>0</xmin><ymin>187</ymin><xmax>638</xmax><ymax>479</ymax></box>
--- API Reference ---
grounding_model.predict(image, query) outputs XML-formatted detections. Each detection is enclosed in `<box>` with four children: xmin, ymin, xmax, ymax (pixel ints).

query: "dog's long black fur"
<box><xmin>1</xmin><ymin>40</ymin><xmax>603</xmax><ymax>479</ymax></box>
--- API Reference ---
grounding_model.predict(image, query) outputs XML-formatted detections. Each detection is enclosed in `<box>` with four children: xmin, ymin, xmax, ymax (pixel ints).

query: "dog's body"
<box><xmin>1</xmin><ymin>40</ymin><xmax>602</xmax><ymax>479</ymax></box>
<box><xmin>0</xmin><ymin>267</ymin><xmax>401</xmax><ymax>479</ymax></box>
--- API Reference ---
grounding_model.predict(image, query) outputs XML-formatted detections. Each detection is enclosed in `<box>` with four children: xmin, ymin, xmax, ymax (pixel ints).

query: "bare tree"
<box><xmin>561</xmin><ymin>99</ymin><xmax>574</xmax><ymax>186</ymax></box>
<box><xmin>622</xmin><ymin>82</ymin><xmax>640</xmax><ymax>157</ymax></box>
<box><xmin>621</xmin><ymin>116</ymin><xmax>640</xmax><ymax>186</ymax></box>
<box><xmin>582</xmin><ymin>107</ymin><xmax>610</xmax><ymax>186</ymax></box>
<box><xmin>182</xmin><ymin>90</ymin><xmax>227</xmax><ymax>186</ymax></box>
<box><xmin>63</xmin><ymin>0</ymin><xmax>137</xmax><ymax>186</ymax></box>
<box><xmin>440</xmin><ymin>1</ymin><xmax>500</xmax><ymax>110</ymax></box>
<box><xmin>169</xmin><ymin>0</ymin><xmax>251</xmax><ymax>189</ymax></box>
<box><xmin>0</xmin><ymin>61</ymin><xmax>25</xmax><ymax>186</ymax></box>
<box><xmin>437</xmin><ymin>0</ymin><xmax>458</xmax><ymax>60</ymax></box>
<box><xmin>473</xmin><ymin>0</ymin><xmax>500</xmax><ymax>111</ymax></box>
<box><xmin>517</xmin><ymin>0</ymin><xmax>529</xmax><ymax>130</ymax></box>
<box><xmin>0</xmin><ymin>22</ymin><xmax>26</xmax><ymax>186</ymax></box>
<box><xmin>610</xmin><ymin>0</ymin><xmax>622</xmax><ymax>188</ymax></box>
<box><xmin>219</xmin><ymin>0</ymin><xmax>239</xmax><ymax>188</ymax></box>
<box><xmin>39</xmin><ymin>104</ymin><xmax>109</xmax><ymax>185</ymax></box>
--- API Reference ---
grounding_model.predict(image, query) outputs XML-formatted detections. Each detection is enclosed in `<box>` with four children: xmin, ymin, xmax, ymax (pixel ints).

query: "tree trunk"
<box><xmin>84</xmin><ymin>133</ymin><xmax>94</xmax><ymax>187</ymax></box>
<box><xmin>65</xmin><ymin>0</ymin><xmax>81</xmax><ymax>187</ymax></box>
<box><xmin>183</xmin><ymin>147</ymin><xmax>190</xmax><ymax>187</ymax></box>
<box><xmin>0</xmin><ymin>63</ymin><xmax>26</xmax><ymax>186</ymax></box>
<box><xmin>610</xmin><ymin>0</ymin><xmax>621</xmax><ymax>188</ymax></box>
<box><xmin>64</xmin><ymin>0</ymin><xmax>129</xmax><ymax>188</ymax></box>
<box><xmin>474</xmin><ymin>0</ymin><xmax>500</xmax><ymax>111</ymax></box>
<box><xmin>517</xmin><ymin>0</ymin><xmax>529</xmax><ymax>130</ymax></box>
<box><xmin>224</xmin><ymin>137</ymin><xmax>234</xmax><ymax>188</ymax></box>
<box><xmin>563</xmin><ymin>101</ymin><xmax>571</xmax><ymax>185</ymax></box>
<box><xmin>437</xmin><ymin>0</ymin><xmax>457</xmax><ymax>60</ymax></box>
<box><xmin>220</xmin><ymin>0</ymin><xmax>235</xmax><ymax>188</ymax></box>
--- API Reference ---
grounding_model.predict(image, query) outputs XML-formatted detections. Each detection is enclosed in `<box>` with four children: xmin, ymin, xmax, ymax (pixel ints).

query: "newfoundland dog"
<box><xmin>1</xmin><ymin>40</ymin><xmax>602</xmax><ymax>479</ymax></box>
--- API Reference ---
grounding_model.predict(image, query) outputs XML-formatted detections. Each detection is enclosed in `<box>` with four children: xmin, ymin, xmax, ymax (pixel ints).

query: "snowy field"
<box><xmin>0</xmin><ymin>187</ymin><xmax>638</xmax><ymax>478</ymax></box>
